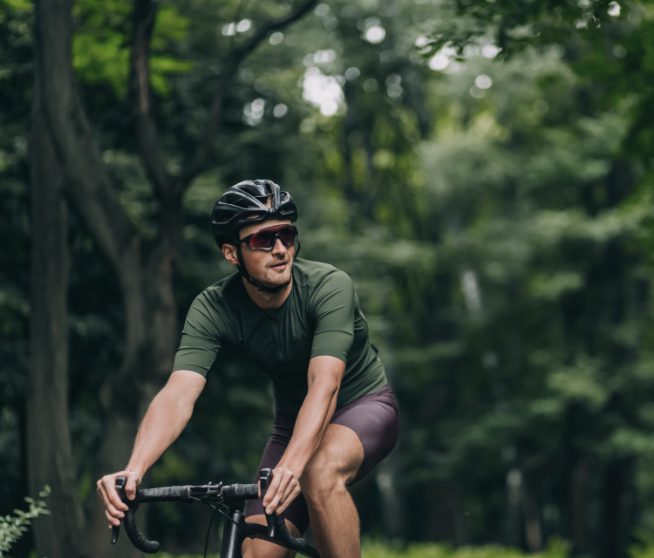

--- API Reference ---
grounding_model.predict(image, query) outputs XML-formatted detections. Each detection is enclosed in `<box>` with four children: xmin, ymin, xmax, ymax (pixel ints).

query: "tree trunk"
<box><xmin>569</xmin><ymin>455</ymin><xmax>590</xmax><ymax>555</ymax></box>
<box><xmin>28</xmin><ymin>77</ymin><xmax>85</xmax><ymax>557</ymax></box>
<box><xmin>86</xmin><ymin>251</ymin><xmax>179</xmax><ymax>554</ymax></box>
<box><xmin>30</xmin><ymin>3</ymin><xmax>151</xmax><ymax>555</ymax></box>
<box><xmin>375</xmin><ymin>457</ymin><xmax>403</xmax><ymax>538</ymax></box>
<box><xmin>521</xmin><ymin>475</ymin><xmax>542</xmax><ymax>552</ymax></box>
<box><xmin>598</xmin><ymin>458</ymin><xmax>634</xmax><ymax>558</ymax></box>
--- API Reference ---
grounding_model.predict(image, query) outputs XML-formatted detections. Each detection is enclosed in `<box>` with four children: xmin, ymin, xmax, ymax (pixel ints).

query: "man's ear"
<box><xmin>221</xmin><ymin>243</ymin><xmax>239</xmax><ymax>265</ymax></box>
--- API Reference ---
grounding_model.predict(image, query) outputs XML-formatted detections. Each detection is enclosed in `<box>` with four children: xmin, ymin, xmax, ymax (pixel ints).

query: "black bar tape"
<box><xmin>271</xmin><ymin>514</ymin><xmax>319</xmax><ymax>557</ymax></box>
<box><xmin>221</xmin><ymin>483</ymin><xmax>259</xmax><ymax>501</ymax></box>
<box><xmin>123</xmin><ymin>508</ymin><xmax>160</xmax><ymax>554</ymax></box>
<box><xmin>137</xmin><ymin>485</ymin><xmax>194</xmax><ymax>502</ymax></box>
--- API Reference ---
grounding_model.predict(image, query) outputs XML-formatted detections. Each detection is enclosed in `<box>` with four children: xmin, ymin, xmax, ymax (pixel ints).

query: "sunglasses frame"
<box><xmin>238</xmin><ymin>224</ymin><xmax>298</xmax><ymax>252</ymax></box>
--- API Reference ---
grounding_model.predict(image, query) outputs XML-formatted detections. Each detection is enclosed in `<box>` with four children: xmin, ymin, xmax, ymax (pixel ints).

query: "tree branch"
<box><xmin>235</xmin><ymin>0</ymin><xmax>319</xmax><ymax>63</ymax></box>
<box><xmin>131</xmin><ymin>0</ymin><xmax>173</xmax><ymax>197</ymax></box>
<box><xmin>179</xmin><ymin>0</ymin><xmax>320</xmax><ymax>187</ymax></box>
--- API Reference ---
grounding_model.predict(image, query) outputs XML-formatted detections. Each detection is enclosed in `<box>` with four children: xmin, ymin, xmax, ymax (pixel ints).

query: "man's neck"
<box><xmin>242</xmin><ymin>279</ymin><xmax>293</xmax><ymax>309</ymax></box>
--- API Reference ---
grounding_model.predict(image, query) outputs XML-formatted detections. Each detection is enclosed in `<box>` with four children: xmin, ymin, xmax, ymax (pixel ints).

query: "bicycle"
<box><xmin>111</xmin><ymin>468</ymin><xmax>319</xmax><ymax>557</ymax></box>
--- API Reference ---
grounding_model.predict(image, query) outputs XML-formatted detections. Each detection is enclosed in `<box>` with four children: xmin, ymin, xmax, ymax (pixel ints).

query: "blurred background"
<box><xmin>2</xmin><ymin>0</ymin><xmax>654</xmax><ymax>557</ymax></box>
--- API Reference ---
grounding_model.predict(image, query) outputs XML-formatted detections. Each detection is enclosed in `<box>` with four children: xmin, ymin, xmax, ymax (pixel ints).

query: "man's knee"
<box><xmin>302</xmin><ymin>465</ymin><xmax>347</xmax><ymax>508</ymax></box>
<box><xmin>302</xmin><ymin>451</ymin><xmax>336</xmax><ymax>488</ymax></box>
<box><xmin>301</xmin><ymin>439</ymin><xmax>358</xmax><ymax>502</ymax></box>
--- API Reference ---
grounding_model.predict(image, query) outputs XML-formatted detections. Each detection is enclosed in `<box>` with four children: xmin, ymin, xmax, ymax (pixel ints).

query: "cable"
<box><xmin>202</xmin><ymin>506</ymin><xmax>220</xmax><ymax>558</ymax></box>
<box><xmin>201</xmin><ymin>503</ymin><xmax>246</xmax><ymax>558</ymax></box>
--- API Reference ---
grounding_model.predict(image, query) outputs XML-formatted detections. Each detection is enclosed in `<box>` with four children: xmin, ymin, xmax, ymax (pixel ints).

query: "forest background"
<box><xmin>2</xmin><ymin>0</ymin><xmax>654</xmax><ymax>557</ymax></box>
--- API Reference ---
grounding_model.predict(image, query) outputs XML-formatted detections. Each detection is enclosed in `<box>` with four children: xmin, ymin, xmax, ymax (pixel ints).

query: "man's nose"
<box><xmin>271</xmin><ymin>238</ymin><xmax>287</xmax><ymax>254</ymax></box>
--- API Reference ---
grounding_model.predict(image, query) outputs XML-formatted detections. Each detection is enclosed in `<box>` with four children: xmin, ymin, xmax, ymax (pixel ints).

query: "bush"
<box><xmin>629</xmin><ymin>529</ymin><xmax>654</xmax><ymax>558</ymax></box>
<box><xmin>0</xmin><ymin>487</ymin><xmax>50</xmax><ymax>558</ymax></box>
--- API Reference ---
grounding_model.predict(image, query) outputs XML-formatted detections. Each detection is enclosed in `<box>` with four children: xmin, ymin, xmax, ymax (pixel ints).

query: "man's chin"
<box><xmin>259</xmin><ymin>272</ymin><xmax>292</xmax><ymax>290</ymax></box>
<box><xmin>263</xmin><ymin>279</ymin><xmax>291</xmax><ymax>292</ymax></box>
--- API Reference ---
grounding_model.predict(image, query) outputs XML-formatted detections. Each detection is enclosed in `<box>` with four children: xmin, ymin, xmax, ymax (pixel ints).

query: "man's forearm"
<box><xmin>125</xmin><ymin>388</ymin><xmax>195</xmax><ymax>477</ymax></box>
<box><xmin>97</xmin><ymin>371</ymin><xmax>205</xmax><ymax>524</ymax></box>
<box><xmin>278</xmin><ymin>355</ymin><xmax>345</xmax><ymax>473</ymax></box>
<box><xmin>278</xmin><ymin>380</ymin><xmax>339</xmax><ymax>472</ymax></box>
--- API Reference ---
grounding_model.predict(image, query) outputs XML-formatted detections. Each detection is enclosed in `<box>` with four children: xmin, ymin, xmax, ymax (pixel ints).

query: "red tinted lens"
<box><xmin>249</xmin><ymin>230</ymin><xmax>277</xmax><ymax>250</ymax></box>
<box><xmin>248</xmin><ymin>225</ymin><xmax>297</xmax><ymax>250</ymax></box>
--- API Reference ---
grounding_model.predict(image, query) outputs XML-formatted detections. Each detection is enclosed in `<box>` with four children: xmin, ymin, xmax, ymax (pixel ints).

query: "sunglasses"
<box><xmin>238</xmin><ymin>224</ymin><xmax>298</xmax><ymax>251</ymax></box>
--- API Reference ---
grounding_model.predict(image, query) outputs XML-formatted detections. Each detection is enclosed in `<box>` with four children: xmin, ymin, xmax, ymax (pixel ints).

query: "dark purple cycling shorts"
<box><xmin>244</xmin><ymin>384</ymin><xmax>399</xmax><ymax>534</ymax></box>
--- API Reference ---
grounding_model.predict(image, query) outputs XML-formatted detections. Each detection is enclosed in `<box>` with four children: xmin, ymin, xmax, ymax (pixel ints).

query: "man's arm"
<box><xmin>262</xmin><ymin>355</ymin><xmax>345</xmax><ymax>515</ymax></box>
<box><xmin>96</xmin><ymin>370</ymin><xmax>206</xmax><ymax>526</ymax></box>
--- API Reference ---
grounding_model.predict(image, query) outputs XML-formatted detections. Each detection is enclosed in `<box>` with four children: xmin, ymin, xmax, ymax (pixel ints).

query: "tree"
<box><xmin>29</xmin><ymin>0</ymin><xmax>318</xmax><ymax>555</ymax></box>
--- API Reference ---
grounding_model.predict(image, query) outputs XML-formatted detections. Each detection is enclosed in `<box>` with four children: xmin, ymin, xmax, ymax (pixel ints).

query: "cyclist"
<box><xmin>97</xmin><ymin>179</ymin><xmax>399</xmax><ymax>558</ymax></box>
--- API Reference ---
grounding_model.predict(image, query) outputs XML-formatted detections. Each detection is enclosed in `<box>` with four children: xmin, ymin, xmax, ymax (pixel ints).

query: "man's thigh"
<box><xmin>330</xmin><ymin>385</ymin><xmax>399</xmax><ymax>482</ymax></box>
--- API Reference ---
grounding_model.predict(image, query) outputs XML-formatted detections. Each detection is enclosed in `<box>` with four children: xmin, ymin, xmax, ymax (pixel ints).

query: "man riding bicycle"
<box><xmin>97</xmin><ymin>179</ymin><xmax>399</xmax><ymax>558</ymax></box>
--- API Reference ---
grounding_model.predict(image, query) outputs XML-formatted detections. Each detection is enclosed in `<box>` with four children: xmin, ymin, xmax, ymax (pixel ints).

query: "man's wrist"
<box><xmin>277</xmin><ymin>453</ymin><xmax>307</xmax><ymax>477</ymax></box>
<box><xmin>124</xmin><ymin>465</ymin><xmax>144</xmax><ymax>479</ymax></box>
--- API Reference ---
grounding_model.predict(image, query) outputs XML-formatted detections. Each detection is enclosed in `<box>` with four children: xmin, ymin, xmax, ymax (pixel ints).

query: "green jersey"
<box><xmin>172</xmin><ymin>258</ymin><xmax>388</xmax><ymax>416</ymax></box>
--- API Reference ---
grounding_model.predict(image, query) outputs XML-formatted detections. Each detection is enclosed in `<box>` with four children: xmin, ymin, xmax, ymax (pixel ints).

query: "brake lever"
<box><xmin>111</xmin><ymin>476</ymin><xmax>127</xmax><ymax>544</ymax></box>
<box><xmin>111</xmin><ymin>525</ymin><xmax>120</xmax><ymax>544</ymax></box>
<box><xmin>258</xmin><ymin>468</ymin><xmax>276</xmax><ymax>538</ymax></box>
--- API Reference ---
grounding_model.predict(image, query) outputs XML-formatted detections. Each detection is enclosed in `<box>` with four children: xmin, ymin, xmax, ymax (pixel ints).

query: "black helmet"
<box><xmin>211</xmin><ymin>179</ymin><xmax>298</xmax><ymax>247</ymax></box>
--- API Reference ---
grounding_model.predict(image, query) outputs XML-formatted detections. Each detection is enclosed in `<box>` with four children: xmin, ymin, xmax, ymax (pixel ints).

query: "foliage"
<box><xmin>73</xmin><ymin>0</ymin><xmax>194</xmax><ymax>97</ymax></box>
<box><xmin>420</xmin><ymin>0</ymin><xmax>632</xmax><ymax>56</ymax></box>
<box><xmin>155</xmin><ymin>538</ymin><xmax>571</xmax><ymax>558</ymax></box>
<box><xmin>4</xmin><ymin>0</ymin><xmax>654</xmax><ymax>555</ymax></box>
<box><xmin>362</xmin><ymin>538</ymin><xmax>570</xmax><ymax>558</ymax></box>
<box><xmin>0</xmin><ymin>487</ymin><xmax>50</xmax><ymax>558</ymax></box>
<box><xmin>630</xmin><ymin>531</ymin><xmax>654</xmax><ymax>558</ymax></box>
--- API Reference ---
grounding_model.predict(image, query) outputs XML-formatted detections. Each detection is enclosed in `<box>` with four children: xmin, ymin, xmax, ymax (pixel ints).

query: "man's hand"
<box><xmin>262</xmin><ymin>464</ymin><xmax>302</xmax><ymax>516</ymax></box>
<box><xmin>96</xmin><ymin>470</ymin><xmax>141</xmax><ymax>527</ymax></box>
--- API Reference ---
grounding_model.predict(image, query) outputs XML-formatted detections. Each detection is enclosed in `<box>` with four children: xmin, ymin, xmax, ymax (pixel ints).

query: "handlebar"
<box><xmin>112</xmin><ymin>470</ymin><xmax>318</xmax><ymax>557</ymax></box>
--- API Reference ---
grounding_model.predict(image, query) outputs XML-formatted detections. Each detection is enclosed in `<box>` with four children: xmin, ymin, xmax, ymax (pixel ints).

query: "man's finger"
<box><xmin>125</xmin><ymin>474</ymin><xmax>138</xmax><ymax>500</ymax></box>
<box><xmin>265</xmin><ymin>480</ymin><xmax>287</xmax><ymax>513</ymax></box>
<box><xmin>273</xmin><ymin>472</ymin><xmax>291</xmax><ymax>499</ymax></box>
<box><xmin>265</xmin><ymin>468</ymin><xmax>298</xmax><ymax>514</ymax></box>
<box><xmin>262</xmin><ymin>473</ymin><xmax>282</xmax><ymax>507</ymax></box>
<box><xmin>282</xmin><ymin>481</ymin><xmax>298</xmax><ymax>504</ymax></box>
<box><xmin>105</xmin><ymin>508</ymin><xmax>122</xmax><ymax>526</ymax></box>
<box><xmin>98</xmin><ymin>475</ymin><xmax>129</xmax><ymax>511</ymax></box>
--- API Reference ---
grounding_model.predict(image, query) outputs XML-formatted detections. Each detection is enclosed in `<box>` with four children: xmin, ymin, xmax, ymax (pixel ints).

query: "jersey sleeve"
<box><xmin>172</xmin><ymin>292</ymin><xmax>223</xmax><ymax>376</ymax></box>
<box><xmin>310</xmin><ymin>269</ymin><xmax>356</xmax><ymax>362</ymax></box>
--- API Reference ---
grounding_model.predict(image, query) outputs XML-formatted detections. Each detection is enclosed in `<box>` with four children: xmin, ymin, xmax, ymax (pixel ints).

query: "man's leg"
<box><xmin>300</xmin><ymin>423</ymin><xmax>365</xmax><ymax>558</ymax></box>
<box><xmin>241</xmin><ymin>516</ymin><xmax>299</xmax><ymax>558</ymax></box>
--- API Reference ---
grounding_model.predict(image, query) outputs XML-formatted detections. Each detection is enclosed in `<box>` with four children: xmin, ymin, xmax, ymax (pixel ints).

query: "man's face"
<box><xmin>230</xmin><ymin>219</ymin><xmax>297</xmax><ymax>289</ymax></box>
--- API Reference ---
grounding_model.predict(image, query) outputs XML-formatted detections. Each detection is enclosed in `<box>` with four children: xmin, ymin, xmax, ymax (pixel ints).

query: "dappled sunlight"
<box><xmin>302</xmin><ymin>66</ymin><xmax>344</xmax><ymax>116</ymax></box>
